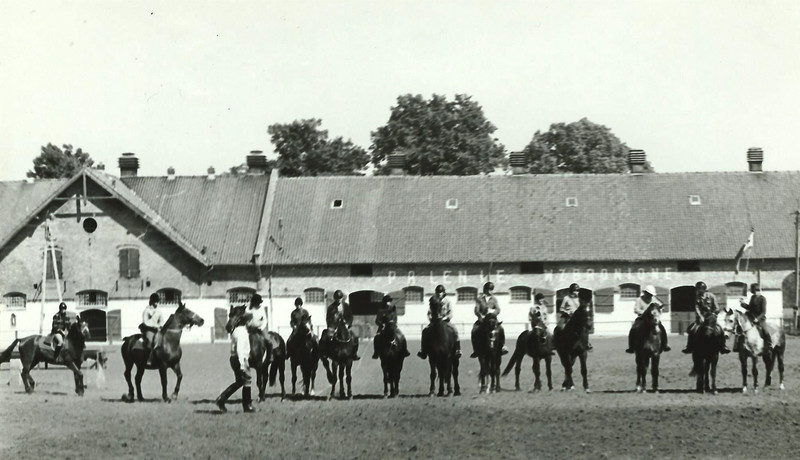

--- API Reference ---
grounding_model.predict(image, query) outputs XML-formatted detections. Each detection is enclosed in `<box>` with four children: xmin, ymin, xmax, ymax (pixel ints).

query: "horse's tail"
<box><xmin>269</xmin><ymin>356</ymin><xmax>282</xmax><ymax>387</ymax></box>
<box><xmin>502</xmin><ymin>343</ymin><xmax>524</xmax><ymax>376</ymax></box>
<box><xmin>0</xmin><ymin>339</ymin><xmax>19</xmax><ymax>364</ymax></box>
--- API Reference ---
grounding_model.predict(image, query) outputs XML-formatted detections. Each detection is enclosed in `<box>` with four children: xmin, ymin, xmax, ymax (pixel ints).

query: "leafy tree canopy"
<box><xmin>27</xmin><ymin>143</ymin><xmax>93</xmax><ymax>179</ymax></box>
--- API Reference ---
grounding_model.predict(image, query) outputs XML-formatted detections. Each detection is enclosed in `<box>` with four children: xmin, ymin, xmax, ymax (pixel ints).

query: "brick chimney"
<box><xmin>509</xmin><ymin>152</ymin><xmax>528</xmax><ymax>175</ymax></box>
<box><xmin>207</xmin><ymin>166</ymin><xmax>216</xmax><ymax>180</ymax></box>
<box><xmin>95</xmin><ymin>162</ymin><xmax>105</xmax><ymax>171</ymax></box>
<box><xmin>628</xmin><ymin>149</ymin><xmax>647</xmax><ymax>174</ymax></box>
<box><xmin>246</xmin><ymin>150</ymin><xmax>268</xmax><ymax>175</ymax></box>
<box><xmin>167</xmin><ymin>166</ymin><xmax>176</xmax><ymax>181</ymax></box>
<box><xmin>118</xmin><ymin>153</ymin><xmax>139</xmax><ymax>177</ymax></box>
<box><xmin>387</xmin><ymin>153</ymin><xmax>405</xmax><ymax>176</ymax></box>
<box><xmin>747</xmin><ymin>147</ymin><xmax>763</xmax><ymax>172</ymax></box>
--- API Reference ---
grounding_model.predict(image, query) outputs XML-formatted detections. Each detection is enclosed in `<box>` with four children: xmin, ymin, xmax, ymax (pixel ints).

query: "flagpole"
<box><xmin>40</xmin><ymin>225</ymin><xmax>47</xmax><ymax>335</ymax></box>
<box><xmin>794</xmin><ymin>210</ymin><xmax>799</xmax><ymax>330</ymax></box>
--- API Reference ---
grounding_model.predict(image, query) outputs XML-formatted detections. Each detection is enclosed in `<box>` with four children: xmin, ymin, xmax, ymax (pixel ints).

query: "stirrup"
<box><xmin>417</xmin><ymin>351</ymin><xmax>427</xmax><ymax>359</ymax></box>
<box><xmin>625</xmin><ymin>348</ymin><xmax>634</xmax><ymax>354</ymax></box>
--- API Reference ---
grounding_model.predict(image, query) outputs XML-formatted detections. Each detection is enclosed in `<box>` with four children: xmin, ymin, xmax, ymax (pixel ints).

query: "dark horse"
<box><xmin>631</xmin><ymin>304</ymin><xmax>662</xmax><ymax>393</ymax></box>
<box><xmin>424</xmin><ymin>312</ymin><xmax>461</xmax><ymax>397</ymax></box>
<box><xmin>502</xmin><ymin>313</ymin><xmax>553</xmax><ymax>392</ymax></box>
<box><xmin>690</xmin><ymin>314</ymin><xmax>723</xmax><ymax>394</ymax></box>
<box><xmin>375</xmin><ymin>319</ymin><xmax>407</xmax><ymax>398</ymax></box>
<box><xmin>0</xmin><ymin>315</ymin><xmax>91</xmax><ymax>395</ymax></box>
<box><xmin>287</xmin><ymin>313</ymin><xmax>319</xmax><ymax>397</ymax></box>
<box><xmin>474</xmin><ymin>312</ymin><xmax>504</xmax><ymax>394</ymax></box>
<box><xmin>120</xmin><ymin>303</ymin><xmax>204</xmax><ymax>402</ymax></box>
<box><xmin>321</xmin><ymin>315</ymin><xmax>358</xmax><ymax>400</ymax></box>
<box><xmin>553</xmin><ymin>302</ymin><xmax>591</xmax><ymax>392</ymax></box>
<box><xmin>264</xmin><ymin>331</ymin><xmax>287</xmax><ymax>398</ymax></box>
<box><xmin>226</xmin><ymin>305</ymin><xmax>274</xmax><ymax>401</ymax></box>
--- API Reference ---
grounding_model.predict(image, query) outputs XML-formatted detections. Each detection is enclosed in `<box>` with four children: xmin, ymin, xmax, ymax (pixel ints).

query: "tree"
<box><xmin>267</xmin><ymin>119</ymin><xmax>369</xmax><ymax>176</ymax></box>
<box><xmin>370</xmin><ymin>94</ymin><xmax>506</xmax><ymax>175</ymax></box>
<box><xmin>521</xmin><ymin>118</ymin><xmax>654</xmax><ymax>174</ymax></box>
<box><xmin>27</xmin><ymin>143</ymin><xmax>94</xmax><ymax>179</ymax></box>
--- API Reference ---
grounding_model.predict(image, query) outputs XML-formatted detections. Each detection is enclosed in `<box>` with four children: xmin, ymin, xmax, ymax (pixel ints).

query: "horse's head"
<box><xmin>69</xmin><ymin>315</ymin><xmax>91</xmax><ymax>341</ymax></box>
<box><xmin>642</xmin><ymin>304</ymin><xmax>661</xmax><ymax>329</ymax></box>
<box><xmin>531</xmin><ymin>311</ymin><xmax>547</xmax><ymax>339</ymax></box>
<box><xmin>175</xmin><ymin>302</ymin><xmax>205</xmax><ymax>329</ymax></box>
<box><xmin>334</xmin><ymin>315</ymin><xmax>351</xmax><ymax>343</ymax></box>
<box><xmin>226</xmin><ymin>305</ymin><xmax>248</xmax><ymax>334</ymax></box>
<box><xmin>297</xmin><ymin>313</ymin><xmax>312</xmax><ymax>334</ymax></box>
<box><xmin>483</xmin><ymin>312</ymin><xmax>501</xmax><ymax>350</ymax></box>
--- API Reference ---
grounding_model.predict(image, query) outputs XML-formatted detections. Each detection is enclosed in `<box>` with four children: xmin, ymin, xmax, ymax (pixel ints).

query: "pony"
<box><xmin>553</xmin><ymin>300</ymin><xmax>591</xmax><ymax>392</ymax></box>
<box><xmin>730</xmin><ymin>306</ymin><xmax>787</xmax><ymax>393</ymax></box>
<box><xmin>375</xmin><ymin>319</ymin><xmax>407</xmax><ymax>398</ymax></box>
<box><xmin>120</xmin><ymin>303</ymin><xmax>204</xmax><ymax>402</ymax></box>
<box><xmin>423</xmin><ymin>310</ymin><xmax>461</xmax><ymax>397</ymax></box>
<box><xmin>631</xmin><ymin>304</ymin><xmax>662</xmax><ymax>393</ymax></box>
<box><xmin>287</xmin><ymin>313</ymin><xmax>319</xmax><ymax>397</ymax></box>
<box><xmin>502</xmin><ymin>312</ymin><xmax>553</xmax><ymax>392</ymax></box>
<box><xmin>0</xmin><ymin>314</ymin><xmax>91</xmax><ymax>395</ymax></box>
<box><xmin>321</xmin><ymin>314</ymin><xmax>358</xmax><ymax>399</ymax></box>
<box><xmin>474</xmin><ymin>312</ymin><xmax>504</xmax><ymax>394</ymax></box>
<box><xmin>689</xmin><ymin>313</ymin><xmax>723</xmax><ymax>394</ymax></box>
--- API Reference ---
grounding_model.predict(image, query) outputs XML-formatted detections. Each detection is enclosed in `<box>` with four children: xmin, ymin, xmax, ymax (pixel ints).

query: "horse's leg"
<box><xmin>171</xmin><ymin>362</ymin><xmax>183</xmax><ymax>401</ymax></box>
<box><xmin>158</xmin><ymin>366</ymin><xmax>169</xmax><ymax>402</ymax></box>
<box><xmin>291</xmin><ymin>360</ymin><xmax>298</xmax><ymax>395</ymax></box>
<box><xmin>135</xmin><ymin>363</ymin><xmax>146</xmax><ymax>401</ymax></box>
<box><xmin>545</xmin><ymin>356</ymin><xmax>553</xmax><ymax>391</ymax></box>
<box><xmin>752</xmin><ymin>357</ymin><xmax>759</xmax><ymax>393</ymax></box>
<box><xmin>21</xmin><ymin>361</ymin><xmax>32</xmax><ymax>393</ymax></box>
<box><xmin>710</xmin><ymin>358</ymin><xmax>718</xmax><ymax>394</ymax></box>
<box><xmin>740</xmin><ymin>353</ymin><xmax>749</xmax><ymax>393</ymax></box>
<box><xmin>532</xmin><ymin>357</ymin><xmax>541</xmax><ymax>391</ymax></box>
<box><xmin>345</xmin><ymin>361</ymin><xmax>353</xmax><ymax>399</ymax></box>
<box><xmin>123</xmin><ymin>354</ymin><xmax>135</xmax><ymax>401</ymax></box>
<box><xmin>777</xmin><ymin>349</ymin><xmax>785</xmax><ymax>389</ymax></box>
<box><xmin>452</xmin><ymin>356</ymin><xmax>461</xmax><ymax>397</ymax></box>
<box><xmin>428</xmin><ymin>360</ymin><xmax>436</xmax><ymax>397</ymax></box>
<box><xmin>382</xmin><ymin>359</ymin><xmax>389</xmax><ymax>398</ymax></box>
<box><xmin>651</xmin><ymin>354</ymin><xmax>659</xmax><ymax>393</ymax></box>
<box><xmin>278</xmin><ymin>358</ymin><xmax>286</xmax><ymax>397</ymax></box>
<box><xmin>339</xmin><ymin>363</ymin><xmax>346</xmax><ymax>399</ymax></box>
<box><xmin>65</xmin><ymin>361</ymin><xmax>84</xmax><ymax>396</ymax></box>
<box><xmin>580</xmin><ymin>352</ymin><xmax>590</xmax><ymax>393</ymax></box>
<box><xmin>514</xmin><ymin>352</ymin><xmax>523</xmax><ymax>391</ymax></box>
<box><xmin>635</xmin><ymin>354</ymin><xmax>643</xmax><ymax>392</ymax></box>
<box><xmin>328</xmin><ymin>362</ymin><xmax>337</xmax><ymax>400</ymax></box>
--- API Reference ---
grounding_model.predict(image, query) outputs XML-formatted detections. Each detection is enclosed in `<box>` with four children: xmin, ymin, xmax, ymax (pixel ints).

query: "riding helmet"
<box><xmin>58</xmin><ymin>302</ymin><xmax>67</xmax><ymax>310</ymax></box>
<box><xmin>695</xmin><ymin>281</ymin><xmax>707</xmax><ymax>290</ymax></box>
<box><xmin>333</xmin><ymin>290</ymin><xmax>344</xmax><ymax>300</ymax></box>
<box><xmin>483</xmin><ymin>282</ymin><xmax>495</xmax><ymax>293</ymax></box>
<box><xmin>534</xmin><ymin>293</ymin><xmax>546</xmax><ymax>302</ymax></box>
<box><xmin>382</xmin><ymin>294</ymin><xmax>393</xmax><ymax>303</ymax></box>
<box><xmin>149</xmin><ymin>293</ymin><xmax>160</xmax><ymax>305</ymax></box>
<box><xmin>251</xmin><ymin>294</ymin><xmax>263</xmax><ymax>306</ymax></box>
<box><xmin>294</xmin><ymin>297</ymin><xmax>303</xmax><ymax>306</ymax></box>
<box><xmin>569</xmin><ymin>283</ymin><xmax>580</xmax><ymax>292</ymax></box>
<box><xmin>435</xmin><ymin>284</ymin><xmax>446</xmax><ymax>295</ymax></box>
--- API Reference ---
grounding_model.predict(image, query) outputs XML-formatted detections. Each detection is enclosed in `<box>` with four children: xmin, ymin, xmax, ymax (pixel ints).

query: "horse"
<box><xmin>424</xmin><ymin>312</ymin><xmax>461</xmax><ymax>397</ymax></box>
<box><xmin>631</xmin><ymin>304</ymin><xmax>662</xmax><ymax>393</ymax></box>
<box><xmin>0</xmin><ymin>315</ymin><xmax>91</xmax><ymax>395</ymax></box>
<box><xmin>502</xmin><ymin>313</ymin><xmax>553</xmax><ymax>392</ymax></box>
<box><xmin>375</xmin><ymin>319</ymin><xmax>407</xmax><ymax>398</ymax></box>
<box><xmin>120</xmin><ymin>302</ymin><xmax>204</xmax><ymax>402</ymax></box>
<box><xmin>264</xmin><ymin>331</ymin><xmax>287</xmax><ymax>398</ymax></box>
<box><xmin>474</xmin><ymin>312</ymin><xmax>504</xmax><ymax>394</ymax></box>
<box><xmin>553</xmin><ymin>301</ymin><xmax>591</xmax><ymax>392</ymax></box>
<box><xmin>320</xmin><ymin>315</ymin><xmax>358</xmax><ymax>399</ymax></box>
<box><xmin>690</xmin><ymin>314</ymin><xmax>723</xmax><ymax>394</ymax></box>
<box><xmin>731</xmin><ymin>307</ymin><xmax>787</xmax><ymax>393</ymax></box>
<box><xmin>225</xmin><ymin>305</ymin><xmax>274</xmax><ymax>402</ymax></box>
<box><xmin>287</xmin><ymin>314</ymin><xmax>319</xmax><ymax>398</ymax></box>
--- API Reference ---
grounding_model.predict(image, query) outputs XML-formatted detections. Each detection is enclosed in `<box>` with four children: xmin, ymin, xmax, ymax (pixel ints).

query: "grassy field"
<box><xmin>2</xmin><ymin>335</ymin><xmax>800</xmax><ymax>459</ymax></box>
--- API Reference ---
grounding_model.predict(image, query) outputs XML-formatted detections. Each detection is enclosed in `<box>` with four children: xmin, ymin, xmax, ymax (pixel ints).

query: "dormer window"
<box><xmin>331</xmin><ymin>199</ymin><xmax>343</xmax><ymax>209</ymax></box>
<box><xmin>566</xmin><ymin>197</ymin><xmax>578</xmax><ymax>207</ymax></box>
<box><xmin>689</xmin><ymin>195</ymin><xmax>702</xmax><ymax>205</ymax></box>
<box><xmin>445</xmin><ymin>198</ymin><xmax>458</xmax><ymax>210</ymax></box>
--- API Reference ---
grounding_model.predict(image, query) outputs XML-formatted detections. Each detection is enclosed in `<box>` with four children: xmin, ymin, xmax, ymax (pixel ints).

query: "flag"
<box><xmin>734</xmin><ymin>229</ymin><xmax>754</xmax><ymax>274</ymax></box>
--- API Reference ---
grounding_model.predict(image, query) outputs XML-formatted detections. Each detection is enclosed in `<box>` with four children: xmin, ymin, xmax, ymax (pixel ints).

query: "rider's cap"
<box><xmin>382</xmin><ymin>294</ymin><xmax>393</xmax><ymax>303</ymax></box>
<box><xmin>569</xmin><ymin>283</ymin><xmax>580</xmax><ymax>292</ymax></box>
<box><xmin>750</xmin><ymin>283</ymin><xmax>760</xmax><ymax>291</ymax></box>
<box><xmin>294</xmin><ymin>297</ymin><xmax>303</xmax><ymax>306</ymax></box>
<box><xmin>483</xmin><ymin>281</ymin><xmax>495</xmax><ymax>293</ymax></box>
<box><xmin>149</xmin><ymin>293</ymin><xmax>160</xmax><ymax>305</ymax></box>
<box><xmin>435</xmin><ymin>284</ymin><xmax>446</xmax><ymax>294</ymax></box>
<box><xmin>58</xmin><ymin>302</ymin><xmax>67</xmax><ymax>310</ymax></box>
<box><xmin>251</xmin><ymin>294</ymin><xmax>263</xmax><ymax>306</ymax></box>
<box><xmin>695</xmin><ymin>281</ymin><xmax>707</xmax><ymax>290</ymax></box>
<box><xmin>333</xmin><ymin>290</ymin><xmax>344</xmax><ymax>300</ymax></box>
<box><xmin>642</xmin><ymin>285</ymin><xmax>657</xmax><ymax>296</ymax></box>
<box><xmin>534</xmin><ymin>293</ymin><xmax>546</xmax><ymax>301</ymax></box>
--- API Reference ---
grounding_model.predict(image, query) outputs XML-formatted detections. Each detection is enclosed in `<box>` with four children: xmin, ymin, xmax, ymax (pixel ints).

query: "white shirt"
<box><xmin>142</xmin><ymin>305</ymin><xmax>165</xmax><ymax>328</ymax></box>
<box><xmin>248</xmin><ymin>306</ymin><xmax>267</xmax><ymax>331</ymax></box>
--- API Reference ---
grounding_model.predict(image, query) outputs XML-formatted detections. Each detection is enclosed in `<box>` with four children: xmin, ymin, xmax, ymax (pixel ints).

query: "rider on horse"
<box><xmin>556</xmin><ymin>283</ymin><xmax>593</xmax><ymax>351</ymax></box>
<box><xmin>51</xmin><ymin>302</ymin><xmax>70</xmax><ymax>360</ymax></box>
<box><xmin>247</xmin><ymin>294</ymin><xmax>268</xmax><ymax>336</ymax></box>
<box><xmin>625</xmin><ymin>285</ymin><xmax>670</xmax><ymax>354</ymax></box>
<box><xmin>288</xmin><ymin>297</ymin><xmax>314</xmax><ymax>350</ymax></box>
<box><xmin>681</xmin><ymin>281</ymin><xmax>730</xmax><ymax>354</ymax></box>
<box><xmin>321</xmin><ymin>290</ymin><xmax>360</xmax><ymax>360</ymax></box>
<box><xmin>470</xmin><ymin>282</ymin><xmax>508</xmax><ymax>357</ymax></box>
<box><xmin>529</xmin><ymin>293</ymin><xmax>549</xmax><ymax>344</ymax></box>
<box><xmin>140</xmin><ymin>293</ymin><xmax>165</xmax><ymax>365</ymax></box>
<box><xmin>737</xmin><ymin>283</ymin><xmax>773</xmax><ymax>350</ymax></box>
<box><xmin>418</xmin><ymin>285</ymin><xmax>462</xmax><ymax>359</ymax></box>
<box><xmin>372</xmin><ymin>294</ymin><xmax>410</xmax><ymax>359</ymax></box>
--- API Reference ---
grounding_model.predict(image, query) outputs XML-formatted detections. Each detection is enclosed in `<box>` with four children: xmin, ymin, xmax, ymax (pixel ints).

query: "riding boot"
<box><xmin>682</xmin><ymin>330</ymin><xmax>694</xmax><ymax>354</ymax></box>
<box><xmin>352</xmin><ymin>341</ymin><xmax>361</xmax><ymax>361</ymax></box>
<box><xmin>215</xmin><ymin>381</ymin><xmax>241</xmax><ymax>413</ymax></box>
<box><xmin>242</xmin><ymin>386</ymin><xmax>255</xmax><ymax>413</ymax></box>
<box><xmin>625</xmin><ymin>329</ymin><xmax>635</xmax><ymax>354</ymax></box>
<box><xmin>53</xmin><ymin>345</ymin><xmax>62</xmax><ymax>361</ymax></box>
<box><xmin>372</xmin><ymin>336</ymin><xmax>380</xmax><ymax>359</ymax></box>
<box><xmin>719</xmin><ymin>335</ymin><xmax>731</xmax><ymax>354</ymax></box>
<box><xmin>659</xmin><ymin>324</ymin><xmax>670</xmax><ymax>352</ymax></box>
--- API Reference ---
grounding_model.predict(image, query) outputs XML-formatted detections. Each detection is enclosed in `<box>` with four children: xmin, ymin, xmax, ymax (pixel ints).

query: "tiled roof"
<box><xmin>260</xmin><ymin>172</ymin><xmax>800</xmax><ymax>264</ymax></box>
<box><xmin>0</xmin><ymin>179</ymin><xmax>68</xmax><ymax>244</ymax></box>
<box><xmin>121</xmin><ymin>175</ymin><xmax>269</xmax><ymax>264</ymax></box>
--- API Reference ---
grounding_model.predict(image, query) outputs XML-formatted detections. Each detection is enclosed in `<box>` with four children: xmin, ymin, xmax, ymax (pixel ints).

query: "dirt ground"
<box><xmin>2</xmin><ymin>336</ymin><xmax>800</xmax><ymax>459</ymax></box>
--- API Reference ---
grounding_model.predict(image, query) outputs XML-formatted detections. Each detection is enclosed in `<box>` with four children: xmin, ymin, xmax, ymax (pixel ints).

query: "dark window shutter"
<box><xmin>594</xmin><ymin>287</ymin><xmax>615</xmax><ymax>313</ymax></box>
<box><xmin>119</xmin><ymin>249</ymin><xmax>127</xmax><ymax>278</ymax></box>
<box><xmin>129</xmin><ymin>249</ymin><xmax>140</xmax><ymax>278</ymax></box>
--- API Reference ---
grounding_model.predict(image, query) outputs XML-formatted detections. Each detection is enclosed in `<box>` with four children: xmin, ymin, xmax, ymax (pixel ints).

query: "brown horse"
<box><xmin>553</xmin><ymin>301</ymin><xmax>591</xmax><ymax>392</ymax></box>
<box><xmin>632</xmin><ymin>304</ymin><xmax>662</xmax><ymax>393</ymax></box>
<box><xmin>287</xmin><ymin>314</ymin><xmax>319</xmax><ymax>398</ymax></box>
<box><xmin>424</xmin><ymin>312</ymin><xmax>461</xmax><ymax>397</ymax></box>
<box><xmin>0</xmin><ymin>315</ymin><xmax>91</xmax><ymax>395</ymax></box>
<box><xmin>503</xmin><ymin>314</ymin><xmax>554</xmax><ymax>392</ymax></box>
<box><xmin>120</xmin><ymin>303</ymin><xmax>204</xmax><ymax>402</ymax></box>
<box><xmin>321</xmin><ymin>315</ymin><xmax>358</xmax><ymax>400</ymax></box>
<box><xmin>375</xmin><ymin>320</ymin><xmax>407</xmax><ymax>398</ymax></box>
<box><xmin>690</xmin><ymin>314</ymin><xmax>723</xmax><ymax>394</ymax></box>
<box><xmin>264</xmin><ymin>330</ymin><xmax>287</xmax><ymax>398</ymax></box>
<box><xmin>474</xmin><ymin>313</ymin><xmax>504</xmax><ymax>394</ymax></box>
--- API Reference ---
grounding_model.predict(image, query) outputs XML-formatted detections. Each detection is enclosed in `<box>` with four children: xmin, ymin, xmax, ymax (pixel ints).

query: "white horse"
<box><xmin>729</xmin><ymin>305</ymin><xmax>786</xmax><ymax>394</ymax></box>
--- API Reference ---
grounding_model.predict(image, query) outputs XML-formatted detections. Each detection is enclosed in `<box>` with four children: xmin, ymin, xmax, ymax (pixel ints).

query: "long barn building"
<box><xmin>1</xmin><ymin>150</ymin><xmax>798</xmax><ymax>345</ymax></box>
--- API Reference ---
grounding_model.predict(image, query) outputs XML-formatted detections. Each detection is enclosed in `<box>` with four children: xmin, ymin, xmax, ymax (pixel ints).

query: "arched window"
<box><xmin>44</xmin><ymin>247</ymin><xmax>63</xmax><ymax>280</ymax></box>
<box><xmin>157</xmin><ymin>288</ymin><xmax>182</xmax><ymax>305</ymax></box>
<box><xmin>509</xmin><ymin>286</ymin><xmax>531</xmax><ymax>303</ymax></box>
<box><xmin>456</xmin><ymin>287</ymin><xmax>478</xmax><ymax>303</ymax></box>
<box><xmin>227</xmin><ymin>287</ymin><xmax>255</xmax><ymax>305</ymax></box>
<box><xmin>118</xmin><ymin>246</ymin><xmax>140</xmax><ymax>279</ymax></box>
<box><xmin>76</xmin><ymin>290</ymin><xmax>108</xmax><ymax>307</ymax></box>
<box><xmin>403</xmin><ymin>286</ymin><xmax>424</xmax><ymax>304</ymax></box>
<box><xmin>3</xmin><ymin>292</ymin><xmax>26</xmax><ymax>310</ymax></box>
<box><xmin>304</xmin><ymin>288</ymin><xmax>325</xmax><ymax>304</ymax></box>
<box><xmin>619</xmin><ymin>283</ymin><xmax>640</xmax><ymax>300</ymax></box>
<box><xmin>725</xmin><ymin>282</ymin><xmax>747</xmax><ymax>298</ymax></box>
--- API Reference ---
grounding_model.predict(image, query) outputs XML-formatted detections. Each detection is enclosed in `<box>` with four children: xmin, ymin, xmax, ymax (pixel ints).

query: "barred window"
<box><xmin>76</xmin><ymin>290</ymin><xmax>108</xmax><ymax>307</ymax></box>
<box><xmin>304</xmin><ymin>288</ymin><xmax>325</xmax><ymax>304</ymax></box>
<box><xmin>228</xmin><ymin>287</ymin><xmax>255</xmax><ymax>305</ymax></box>
<box><xmin>45</xmin><ymin>247</ymin><xmax>63</xmax><ymax>280</ymax></box>
<box><xmin>619</xmin><ymin>284</ymin><xmax>640</xmax><ymax>299</ymax></box>
<box><xmin>456</xmin><ymin>287</ymin><xmax>478</xmax><ymax>303</ymax></box>
<box><xmin>3</xmin><ymin>292</ymin><xmax>26</xmax><ymax>310</ymax></box>
<box><xmin>403</xmin><ymin>286</ymin><xmax>424</xmax><ymax>304</ymax></box>
<box><xmin>157</xmin><ymin>288</ymin><xmax>182</xmax><ymax>305</ymax></box>
<box><xmin>509</xmin><ymin>286</ymin><xmax>531</xmax><ymax>302</ymax></box>
<box><xmin>119</xmin><ymin>247</ymin><xmax>140</xmax><ymax>279</ymax></box>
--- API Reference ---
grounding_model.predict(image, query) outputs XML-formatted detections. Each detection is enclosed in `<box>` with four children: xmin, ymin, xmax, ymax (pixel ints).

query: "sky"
<box><xmin>1</xmin><ymin>0</ymin><xmax>799</xmax><ymax>180</ymax></box>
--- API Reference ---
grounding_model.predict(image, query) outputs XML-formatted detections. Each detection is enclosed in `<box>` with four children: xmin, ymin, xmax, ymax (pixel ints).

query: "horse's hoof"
<box><xmin>429</xmin><ymin>392</ymin><xmax>435</xmax><ymax>398</ymax></box>
<box><xmin>584</xmin><ymin>388</ymin><xmax>591</xmax><ymax>394</ymax></box>
<box><xmin>780</xmin><ymin>383</ymin><xmax>786</xmax><ymax>391</ymax></box>
<box><xmin>454</xmin><ymin>390</ymin><xmax>461</xmax><ymax>397</ymax></box>
<box><xmin>515</xmin><ymin>386</ymin><xmax>521</xmax><ymax>391</ymax></box>
<box><xmin>636</xmin><ymin>386</ymin><xmax>643</xmax><ymax>393</ymax></box>
<box><xmin>754</xmin><ymin>388</ymin><xmax>759</xmax><ymax>395</ymax></box>
<box><xmin>742</xmin><ymin>387</ymin><xmax>748</xmax><ymax>394</ymax></box>
<box><xmin>713</xmin><ymin>390</ymin><xmax>718</xmax><ymax>395</ymax></box>
<box><xmin>652</xmin><ymin>389</ymin><xmax>659</xmax><ymax>394</ymax></box>
<box><xmin>310</xmin><ymin>389</ymin><xmax>316</xmax><ymax>396</ymax></box>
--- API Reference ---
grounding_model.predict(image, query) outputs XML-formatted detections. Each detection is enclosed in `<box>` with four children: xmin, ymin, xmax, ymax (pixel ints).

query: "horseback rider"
<box><xmin>372</xmin><ymin>294</ymin><xmax>410</xmax><ymax>359</ymax></box>
<box><xmin>51</xmin><ymin>302</ymin><xmax>70</xmax><ymax>360</ymax></box>
<box><xmin>557</xmin><ymin>283</ymin><xmax>593</xmax><ymax>351</ymax></box>
<box><xmin>247</xmin><ymin>294</ymin><xmax>268</xmax><ymax>336</ymax></box>
<box><xmin>625</xmin><ymin>285</ymin><xmax>670</xmax><ymax>354</ymax></box>
<box><xmin>529</xmin><ymin>293</ymin><xmax>550</xmax><ymax>345</ymax></box>
<box><xmin>288</xmin><ymin>297</ymin><xmax>314</xmax><ymax>354</ymax></box>
<box><xmin>216</xmin><ymin>304</ymin><xmax>255</xmax><ymax>413</ymax></box>
<box><xmin>418</xmin><ymin>285</ymin><xmax>462</xmax><ymax>359</ymax></box>
<box><xmin>140</xmin><ymin>293</ymin><xmax>165</xmax><ymax>365</ymax></box>
<box><xmin>681</xmin><ymin>281</ymin><xmax>730</xmax><ymax>354</ymax></box>
<box><xmin>738</xmin><ymin>283</ymin><xmax>773</xmax><ymax>350</ymax></box>
<box><xmin>322</xmin><ymin>290</ymin><xmax>360</xmax><ymax>360</ymax></box>
<box><xmin>470</xmin><ymin>282</ymin><xmax>508</xmax><ymax>357</ymax></box>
